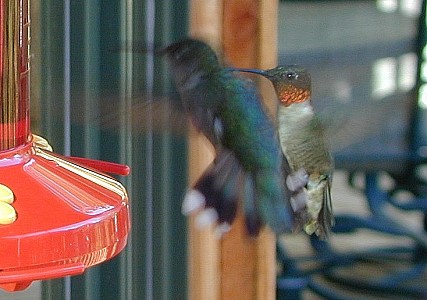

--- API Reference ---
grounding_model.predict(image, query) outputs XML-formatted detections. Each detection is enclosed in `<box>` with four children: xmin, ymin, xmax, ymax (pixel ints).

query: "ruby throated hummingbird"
<box><xmin>161</xmin><ymin>39</ymin><xmax>296</xmax><ymax>235</ymax></box>
<box><xmin>229</xmin><ymin>65</ymin><xmax>334</xmax><ymax>237</ymax></box>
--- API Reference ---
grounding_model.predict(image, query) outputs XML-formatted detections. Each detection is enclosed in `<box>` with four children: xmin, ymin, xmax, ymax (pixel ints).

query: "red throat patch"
<box><xmin>279</xmin><ymin>85</ymin><xmax>311</xmax><ymax>107</ymax></box>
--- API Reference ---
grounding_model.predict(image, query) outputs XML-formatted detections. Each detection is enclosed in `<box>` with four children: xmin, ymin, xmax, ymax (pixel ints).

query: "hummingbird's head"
<box><xmin>225</xmin><ymin>65</ymin><xmax>311</xmax><ymax>107</ymax></box>
<box><xmin>161</xmin><ymin>39</ymin><xmax>221</xmax><ymax>77</ymax></box>
<box><xmin>264</xmin><ymin>65</ymin><xmax>311</xmax><ymax>107</ymax></box>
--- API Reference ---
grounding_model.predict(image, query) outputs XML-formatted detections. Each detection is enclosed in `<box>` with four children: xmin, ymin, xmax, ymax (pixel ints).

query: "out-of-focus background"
<box><xmin>1</xmin><ymin>0</ymin><xmax>426</xmax><ymax>299</ymax></box>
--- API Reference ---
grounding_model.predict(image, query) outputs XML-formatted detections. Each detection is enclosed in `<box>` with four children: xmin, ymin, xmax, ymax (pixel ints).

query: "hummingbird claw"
<box><xmin>286</xmin><ymin>168</ymin><xmax>309</xmax><ymax>192</ymax></box>
<box><xmin>182</xmin><ymin>189</ymin><xmax>206</xmax><ymax>215</ymax></box>
<box><xmin>195</xmin><ymin>208</ymin><xmax>219</xmax><ymax>229</ymax></box>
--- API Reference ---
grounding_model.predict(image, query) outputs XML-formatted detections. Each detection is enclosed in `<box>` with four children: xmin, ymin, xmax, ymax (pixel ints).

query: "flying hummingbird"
<box><xmin>160</xmin><ymin>39</ymin><xmax>295</xmax><ymax>235</ymax></box>
<box><xmin>228</xmin><ymin>65</ymin><xmax>334</xmax><ymax>237</ymax></box>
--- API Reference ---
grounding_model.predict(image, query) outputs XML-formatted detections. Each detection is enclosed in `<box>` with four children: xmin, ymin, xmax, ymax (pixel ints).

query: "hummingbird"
<box><xmin>160</xmin><ymin>39</ymin><xmax>296</xmax><ymax>235</ymax></box>
<box><xmin>228</xmin><ymin>65</ymin><xmax>334</xmax><ymax>237</ymax></box>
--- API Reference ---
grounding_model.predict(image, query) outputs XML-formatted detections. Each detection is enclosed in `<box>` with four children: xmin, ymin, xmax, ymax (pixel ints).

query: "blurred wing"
<box><xmin>314</xmin><ymin>94</ymin><xmax>412</xmax><ymax>153</ymax></box>
<box><xmin>70</xmin><ymin>93</ymin><xmax>190</xmax><ymax>137</ymax></box>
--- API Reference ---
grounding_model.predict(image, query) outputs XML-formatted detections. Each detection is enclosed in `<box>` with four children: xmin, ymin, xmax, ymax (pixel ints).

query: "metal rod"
<box><xmin>144</xmin><ymin>0</ymin><xmax>155</xmax><ymax>298</ymax></box>
<box><xmin>63</xmin><ymin>0</ymin><xmax>71</xmax><ymax>156</ymax></box>
<box><xmin>63</xmin><ymin>0</ymin><xmax>72</xmax><ymax>298</ymax></box>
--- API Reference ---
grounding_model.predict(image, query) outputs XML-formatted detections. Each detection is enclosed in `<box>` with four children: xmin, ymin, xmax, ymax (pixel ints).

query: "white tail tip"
<box><xmin>182</xmin><ymin>189</ymin><xmax>205</xmax><ymax>215</ymax></box>
<box><xmin>195</xmin><ymin>208</ymin><xmax>218</xmax><ymax>229</ymax></box>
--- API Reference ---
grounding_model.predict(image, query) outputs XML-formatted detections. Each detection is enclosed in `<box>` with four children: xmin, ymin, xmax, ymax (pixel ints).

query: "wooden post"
<box><xmin>188</xmin><ymin>1</ymin><xmax>279</xmax><ymax>299</ymax></box>
<box><xmin>187</xmin><ymin>2</ymin><xmax>222</xmax><ymax>300</ymax></box>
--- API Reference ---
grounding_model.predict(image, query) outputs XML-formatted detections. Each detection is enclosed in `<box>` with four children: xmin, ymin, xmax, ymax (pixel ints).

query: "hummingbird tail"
<box><xmin>250</xmin><ymin>170</ymin><xmax>294</xmax><ymax>235</ymax></box>
<box><xmin>182</xmin><ymin>152</ymin><xmax>296</xmax><ymax>236</ymax></box>
<box><xmin>182</xmin><ymin>150</ymin><xmax>242</xmax><ymax>233</ymax></box>
<box><xmin>242</xmin><ymin>175</ymin><xmax>262</xmax><ymax>236</ymax></box>
<box><xmin>316</xmin><ymin>179</ymin><xmax>334</xmax><ymax>238</ymax></box>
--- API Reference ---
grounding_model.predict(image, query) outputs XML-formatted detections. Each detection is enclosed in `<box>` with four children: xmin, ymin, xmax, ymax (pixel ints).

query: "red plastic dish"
<box><xmin>0</xmin><ymin>0</ymin><xmax>131</xmax><ymax>292</ymax></box>
<box><xmin>0</xmin><ymin>137</ymin><xmax>130</xmax><ymax>292</ymax></box>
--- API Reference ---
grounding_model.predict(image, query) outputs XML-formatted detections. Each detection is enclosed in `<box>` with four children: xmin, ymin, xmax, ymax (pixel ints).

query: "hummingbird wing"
<box><xmin>313</xmin><ymin>94</ymin><xmax>412</xmax><ymax>153</ymax></box>
<box><xmin>317</xmin><ymin>174</ymin><xmax>334</xmax><ymax>238</ymax></box>
<box><xmin>69</xmin><ymin>92</ymin><xmax>206</xmax><ymax>141</ymax></box>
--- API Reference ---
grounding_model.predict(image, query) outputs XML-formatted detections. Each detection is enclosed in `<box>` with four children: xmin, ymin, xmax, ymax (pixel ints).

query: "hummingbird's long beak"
<box><xmin>225</xmin><ymin>67</ymin><xmax>273</xmax><ymax>80</ymax></box>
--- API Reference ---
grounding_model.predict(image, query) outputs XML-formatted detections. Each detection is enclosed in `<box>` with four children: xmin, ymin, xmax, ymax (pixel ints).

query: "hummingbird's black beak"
<box><xmin>225</xmin><ymin>68</ymin><xmax>272</xmax><ymax>80</ymax></box>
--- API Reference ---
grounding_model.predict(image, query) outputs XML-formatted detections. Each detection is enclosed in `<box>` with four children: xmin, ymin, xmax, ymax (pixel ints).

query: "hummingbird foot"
<box><xmin>286</xmin><ymin>168</ymin><xmax>309</xmax><ymax>192</ymax></box>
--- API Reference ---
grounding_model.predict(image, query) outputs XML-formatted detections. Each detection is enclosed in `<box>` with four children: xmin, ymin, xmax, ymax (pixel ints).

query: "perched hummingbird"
<box><xmin>161</xmin><ymin>39</ymin><xmax>295</xmax><ymax>235</ymax></box>
<box><xmin>228</xmin><ymin>65</ymin><xmax>334</xmax><ymax>237</ymax></box>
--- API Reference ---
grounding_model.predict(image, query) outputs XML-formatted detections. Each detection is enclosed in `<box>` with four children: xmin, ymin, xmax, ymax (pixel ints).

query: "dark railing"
<box><xmin>35</xmin><ymin>1</ymin><xmax>189</xmax><ymax>299</ymax></box>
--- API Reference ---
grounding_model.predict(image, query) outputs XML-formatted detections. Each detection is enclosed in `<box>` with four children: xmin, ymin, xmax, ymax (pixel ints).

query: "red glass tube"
<box><xmin>0</xmin><ymin>0</ymin><xmax>30</xmax><ymax>151</ymax></box>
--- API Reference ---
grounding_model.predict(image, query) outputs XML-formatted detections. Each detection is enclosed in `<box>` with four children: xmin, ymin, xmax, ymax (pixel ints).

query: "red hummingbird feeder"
<box><xmin>0</xmin><ymin>0</ymin><xmax>130</xmax><ymax>292</ymax></box>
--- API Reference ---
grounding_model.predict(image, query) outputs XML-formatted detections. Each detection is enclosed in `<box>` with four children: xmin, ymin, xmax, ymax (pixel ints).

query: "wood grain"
<box><xmin>188</xmin><ymin>1</ymin><xmax>279</xmax><ymax>299</ymax></box>
<box><xmin>188</xmin><ymin>1</ymin><xmax>222</xmax><ymax>299</ymax></box>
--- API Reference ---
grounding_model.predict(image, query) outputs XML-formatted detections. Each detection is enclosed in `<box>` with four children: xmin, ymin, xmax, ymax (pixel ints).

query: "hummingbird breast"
<box><xmin>277</xmin><ymin>103</ymin><xmax>332</xmax><ymax>176</ymax></box>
